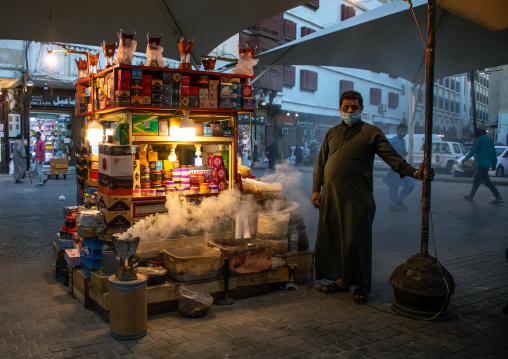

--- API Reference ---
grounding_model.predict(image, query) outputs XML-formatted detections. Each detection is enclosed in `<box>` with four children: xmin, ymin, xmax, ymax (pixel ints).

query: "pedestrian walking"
<box><xmin>463</xmin><ymin>128</ymin><xmax>503</xmax><ymax>204</ymax></box>
<box><xmin>265</xmin><ymin>140</ymin><xmax>278</xmax><ymax>171</ymax></box>
<box><xmin>382</xmin><ymin>123</ymin><xmax>415</xmax><ymax>211</ymax></box>
<box><xmin>12</xmin><ymin>134</ymin><xmax>27</xmax><ymax>183</ymax></box>
<box><xmin>311</xmin><ymin>90</ymin><xmax>433</xmax><ymax>304</ymax></box>
<box><xmin>33</xmin><ymin>131</ymin><xmax>48</xmax><ymax>187</ymax></box>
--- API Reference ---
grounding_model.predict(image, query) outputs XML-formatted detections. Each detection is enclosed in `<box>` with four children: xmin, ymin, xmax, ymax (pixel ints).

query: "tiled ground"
<box><xmin>0</xmin><ymin>168</ymin><xmax>507</xmax><ymax>358</ymax></box>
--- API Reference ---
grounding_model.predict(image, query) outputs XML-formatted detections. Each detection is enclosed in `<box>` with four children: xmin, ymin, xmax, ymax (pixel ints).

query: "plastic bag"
<box><xmin>178</xmin><ymin>285</ymin><xmax>213</xmax><ymax>318</ymax></box>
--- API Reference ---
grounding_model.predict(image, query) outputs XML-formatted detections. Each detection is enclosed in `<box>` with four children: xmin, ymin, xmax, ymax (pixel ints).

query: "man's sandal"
<box><xmin>353</xmin><ymin>288</ymin><xmax>368</xmax><ymax>304</ymax></box>
<box><xmin>319</xmin><ymin>282</ymin><xmax>350</xmax><ymax>294</ymax></box>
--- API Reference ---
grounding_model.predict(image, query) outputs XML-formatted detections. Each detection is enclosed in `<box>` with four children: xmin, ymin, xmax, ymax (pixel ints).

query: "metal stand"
<box><xmin>216</xmin><ymin>259</ymin><xmax>234</xmax><ymax>305</ymax></box>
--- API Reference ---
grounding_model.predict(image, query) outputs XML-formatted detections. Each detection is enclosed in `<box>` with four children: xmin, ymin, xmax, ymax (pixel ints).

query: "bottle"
<box><xmin>290</xmin><ymin>227</ymin><xmax>298</xmax><ymax>253</ymax></box>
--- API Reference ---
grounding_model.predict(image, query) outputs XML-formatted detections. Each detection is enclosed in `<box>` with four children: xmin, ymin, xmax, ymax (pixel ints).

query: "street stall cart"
<box><xmin>52</xmin><ymin>40</ymin><xmax>313</xmax><ymax>329</ymax></box>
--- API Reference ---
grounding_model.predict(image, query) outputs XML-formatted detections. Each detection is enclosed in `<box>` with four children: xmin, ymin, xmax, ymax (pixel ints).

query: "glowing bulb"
<box><xmin>87</xmin><ymin>120</ymin><xmax>103</xmax><ymax>147</ymax></box>
<box><xmin>168</xmin><ymin>144</ymin><xmax>177</xmax><ymax>162</ymax></box>
<box><xmin>287</xmin><ymin>112</ymin><xmax>290</xmax><ymax>116</ymax></box>
<box><xmin>195</xmin><ymin>156</ymin><xmax>203</xmax><ymax>166</ymax></box>
<box><xmin>48</xmin><ymin>53</ymin><xmax>57</xmax><ymax>67</ymax></box>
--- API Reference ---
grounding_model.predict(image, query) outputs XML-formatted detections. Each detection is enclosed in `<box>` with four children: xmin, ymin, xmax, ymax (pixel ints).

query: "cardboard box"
<box><xmin>220</xmin><ymin>84</ymin><xmax>234</xmax><ymax>98</ymax></box>
<box><xmin>101</xmin><ymin>209</ymin><xmax>133</xmax><ymax>226</ymax></box>
<box><xmin>132</xmin><ymin>115</ymin><xmax>159</xmax><ymax>136</ymax></box>
<box><xmin>96</xmin><ymin>192</ymin><xmax>132</xmax><ymax>211</ymax></box>
<box><xmin>50</xmin><ymin>158</ymin><xmax>68</xmax><ymax>175</ymax></box>
<box><xmin>65</xmin><ymin>249</ymin><xmax>80</xmax><ymax>267</ymax></box>
<box><xmin>99</xmin><ymin>144</ymin><xmax>131</xmax><ymax>156</ymax></box>
<box><xmin>98</xmin><ymin>154</ymin><xmax>133</xmax><ymax>177</ymax></box>
<box><xmin>98</xmin><ymin>173</ymin><xmax>133</xmax><ymax>196</ymax></box>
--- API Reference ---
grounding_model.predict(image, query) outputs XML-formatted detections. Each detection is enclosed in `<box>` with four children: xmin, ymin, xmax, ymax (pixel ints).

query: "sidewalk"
<box><xmin>252</xmin><ymin>162</ymin><xmax>508</xmax><ymax>186</ymax></box>
<box><xmin>0</xmin><ymin>172</ymin><xmax>507</xmax><ymax>358</ymax></box>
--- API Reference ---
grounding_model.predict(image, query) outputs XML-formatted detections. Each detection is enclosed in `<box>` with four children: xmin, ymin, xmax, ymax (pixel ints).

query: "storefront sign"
<box><xmin>0</xmin><ymin>124</ymin><xmax>3</xmax><ymax>131</ymax></box>
<box><xmin>297</xmin><ymin>121</ymin><xmax>313</xmax><ymax>127</ymax></box>
<box><xmin>30</xmin><ymin>94</ymin><xmax>76</xmax><ymax>107</ymax></box>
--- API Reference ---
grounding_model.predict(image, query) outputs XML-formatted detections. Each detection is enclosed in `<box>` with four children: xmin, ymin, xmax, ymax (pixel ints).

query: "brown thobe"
<box><xmin>312</xmin><ymin>121</ymin><xmax>416</xmax><ymax>293</ymax></box>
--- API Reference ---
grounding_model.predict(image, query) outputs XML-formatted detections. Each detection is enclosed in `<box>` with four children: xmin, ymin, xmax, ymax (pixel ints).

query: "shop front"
<box><xmin>29</xmin><ymin>88</ymin><xmax>78</xmax><ymax>166</ymax></box>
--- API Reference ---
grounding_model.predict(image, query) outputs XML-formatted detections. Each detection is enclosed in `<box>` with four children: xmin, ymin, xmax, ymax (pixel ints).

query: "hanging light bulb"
<box><xmin>194</xmin><ymin>144</ymin><xmax>203</xmax><ymax>166</ymax></box>
<box><xmin>87</xmin><ymin>120</ymin><xmax>103</xmax><ymax>147</ymax></box>
<box><xmin>168</xmin><ymin>144</ymin><xmax>177</xmax><ymax>162</ymax></box>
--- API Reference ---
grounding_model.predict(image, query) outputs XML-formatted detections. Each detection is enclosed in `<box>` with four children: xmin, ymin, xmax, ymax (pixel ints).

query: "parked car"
<box><xmin>489</xmin><ymin>146</ymin><xmax>508</xmax><ymax>177</ymax></box>
<box><xmin>425</xmin><ymin>141</ymin><xmax>470</xmax><ymax>174</ymax></box>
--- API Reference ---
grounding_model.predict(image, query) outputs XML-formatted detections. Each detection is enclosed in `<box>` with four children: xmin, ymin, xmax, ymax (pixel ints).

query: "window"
<box><xmin>388</xmin><ymin>92</ymin><xmax>399</xmax><ymax>109</ymax></box>
<box><xmin>370</xmin><ymin>88</ymin><xmax>382</xmax><ymax>105</ymax></box>
<box><xmin>341</xmin><ymin>4</ymin><xmax>356</xmax><ymax>21</ymax></box>
<box><xmin>300</xmin><ymin>70</ymin><xmax>318</xmax><ymax>92</ymax></box>
<box><xmin>401</xmin><ymin>84</ymin><xmax>406</xmax><ymax>96</ymax></box>
<box><xmin>339</xmin><ymin>80</ymin><xmax>354</xmax><ymax>97</ymax></box>
<box><xmin>445</xmin><ymin>78</ymin><xmax>449</xmax><ymax>88</ymax></box>
<box><xmin>439</xmin><ymin>97</ymin><xmax>443</xmax><ymax>109</ymax></box>
<box><xmin>283</xmin><ymin>66</ymin><xmax>296</xmax><ymax>88</ymax></box>
<box><xmin>445</xmin><ymin>99</ymin><xmax>449</xmax><ymax>111</ymax></box>
<box><xmin>284</xmin><ymin>20</ymin><xmax>297</xmax><ymax>41</ymax></box>
<box><xmin>304</xmin><ymin>0</ymin><xmax>319</xmax><ymax>10</ymax></box>
<box><xmin>301</xmin><ymin>27</ymin><xmax>316</xmax><ymax>37</ymax></box>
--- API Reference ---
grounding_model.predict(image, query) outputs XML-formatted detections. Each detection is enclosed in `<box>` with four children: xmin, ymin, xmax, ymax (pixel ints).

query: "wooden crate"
<box><xmin>91</xmin><ymin>272</ymin><xmax>110</xmax><ymax>292</ymax></box>
<box><xmin>88</xmin><ymin>282</ymin><xmax>110</xmax><ymax>310</ymax></box>
<box><xmin>147</xmin><ymin>281</ymin><xmax>176</xmax><ymax>303</ymax></box>
<box><xmin>279</xmin><ymin>251</ymin><xmax>314</xmax><ymax>284</ymax></box>
<box><xmin>172</xmin><ymin>277</ymin><xmax>237</xmax><ymax>298</ymax></box>
<box><xmin>236</xmin><ymin>267</ymin><xmax>289</xmax><ymax>287</ymax></box>
<box><xmin>72</xmin><ymin>269</ymin><xmax>92</xmax><ymax>308</ymax></box>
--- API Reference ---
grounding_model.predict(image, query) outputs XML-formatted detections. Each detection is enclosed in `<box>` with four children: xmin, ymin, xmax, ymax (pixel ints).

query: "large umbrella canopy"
<box><xmin>255</xmin><ymin>0</ymin><xmax>508</xmax><ymax>83</ymax></box>
<box><xmin>0</xmin><ymin>0</ymin><xmax>308</xmax><ymax>65</ymax></box>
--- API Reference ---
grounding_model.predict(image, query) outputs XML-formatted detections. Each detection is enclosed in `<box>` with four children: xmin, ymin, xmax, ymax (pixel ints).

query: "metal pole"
<box><xmin>470</xmin><ymin>70</ymin><xmax>478</xmax><ymax>132</ymax></box>
<box><xmin>421</xmin><ymin>0</ymin><xmax>436</xmax><ymax>257</ymax></box>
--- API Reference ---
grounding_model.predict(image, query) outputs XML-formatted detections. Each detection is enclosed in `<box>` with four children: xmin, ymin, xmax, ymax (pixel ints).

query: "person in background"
<box><xmin>311</xmin><ymin>90</ymin><xmax>433</xmax><ymax>304</ymax></box>
<box><xmin>13</xmin><ymin>134</ymin><xmax>27</xmax><ymax>183</ymax></box>
<box><xmin>308</xmin><ymin>140</ymin><xmax>318</xmax><ymax>165</ymax></box>
<box><xmin>382</xmin><ymin>123</ymin><xmax>415</xmax><ymax>211</ymax></box>
<box><xmin>295</xmin><ymin>144</ymin><xmax>303</xmax><ymax>165</ymax></box>
<box><xmin>463</xmin><ymin>128</ymin><xmax>503</xmax><ymax>204</ymax></box>
<box><xmin>34</xmin><ymin>131</ymin><xmax>48</xmax><ymax>187</ymax></box>
<box><xmin>265</xmin><ymin>140</ymin><xmax>278</xmax><ymax>171</ymax></box>
<box><xmin>23</xmin><ymin>139</ymin><xmax>31</xmax><ymax>178</ymax></box>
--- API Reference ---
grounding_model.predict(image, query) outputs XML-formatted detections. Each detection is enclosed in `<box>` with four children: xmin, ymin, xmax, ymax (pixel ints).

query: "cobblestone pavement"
<box><xmin>0</xmin><ymin>168</ymin><xmax>507</xmax><ymax>358</ymax></box>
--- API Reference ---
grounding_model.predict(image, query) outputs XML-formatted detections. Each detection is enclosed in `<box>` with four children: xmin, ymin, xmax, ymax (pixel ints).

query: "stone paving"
<box><xmin>0</xmin><ymin>168</ymin><xmax>507</xmax><ymax>358</ymax></box>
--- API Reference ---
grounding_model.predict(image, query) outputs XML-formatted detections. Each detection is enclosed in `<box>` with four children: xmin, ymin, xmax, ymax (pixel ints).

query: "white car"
<box><xmin>489</xmin><ymin>146</ymin><xmax>508</xmax><ymax>177</ymax></box>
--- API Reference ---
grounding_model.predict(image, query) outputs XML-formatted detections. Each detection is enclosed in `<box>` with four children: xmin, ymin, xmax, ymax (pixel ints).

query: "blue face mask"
<box><xmin>341</xmin><ymin>112</ymin><xmax>362</xmax><ymax>125</ymax></box>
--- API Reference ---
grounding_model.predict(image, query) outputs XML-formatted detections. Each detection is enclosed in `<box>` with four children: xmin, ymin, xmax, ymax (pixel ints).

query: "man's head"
<box><xmin>339</xmin><ymin>90</ymin><xmax>363</xmax><ymax>111</ymax></box>
<box><xmin>474</xmin><ymin>128</ymin><xmax>486</xmax><ymax>137</ymax></box>
<box><xmin>397</xmin><ymin>123</ymin><xmax>408</xmax><ymax>138</ymax></box>
<box><xmin>16</xmin><ymin>134</ymin><xmax>22</xmax><ymax>140</ymax></box>
<box><xmin>34</xmin><ymin>131</ymin><xmax>41</xmax><ymax>139</ymax></box>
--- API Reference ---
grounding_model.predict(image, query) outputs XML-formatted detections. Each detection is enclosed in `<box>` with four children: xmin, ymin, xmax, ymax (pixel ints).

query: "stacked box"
<box><xmin>133</xmin><ymin>159</ymin><xmax>141</xmax><ymax>190</ymax></box>
<box><xmin>131</xmin><ymin>77</ymin><xmax>142</xmax><ymax>105</ymax></box>
<box><xmin>142</xmin><ymin>74</ymin><xmax>151</xmax><ymax>106</ymax></box>
<box><xmin>172</xmin><ymin>72</ymin><xmax>181</xmax><ymax>107</ymax></box>
<box><xmin>116</xmin><ymin>69</ymin><xmax>131</xmax><ymax>106</ymax></box>
<box><xmin>87</xmin><ymin>149</ymin><xmax>99</xmax><ymax>193</ymax></box>
<box><xmin>65</xmin><ymin>248</ymin><xmax>81</xmax><ymax>268</ymax></box>
<box><xmin>152</xmin><ymin>79</ymin><xmax>163</xmax><ymax>106</ymax></box>
<box><xmin>73</xmin><ymin>269</ymin><xmax>92</xmax><ymax>306</ymax></box>
<box><xmin>98</xmin><ymin>145</ymin><xmax>132</xmax><ymax>233</ymax></box>
<box><xmin>209</xmin><ymin>79</ymin><xmax>219</xmax><ymax>109</ymax></box>
<box><xmin>162</xmin><ymin>81</ymin><xmax>172</xmax><ymax>107</ymax></box>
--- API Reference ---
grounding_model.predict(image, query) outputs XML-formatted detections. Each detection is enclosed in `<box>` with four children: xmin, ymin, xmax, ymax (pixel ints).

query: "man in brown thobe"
<box><xmin>311</xmin><ymin>91</ymin><xmax>430</xmax><ymax>304</ymax></box>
